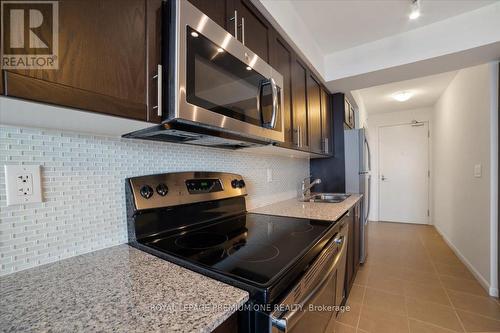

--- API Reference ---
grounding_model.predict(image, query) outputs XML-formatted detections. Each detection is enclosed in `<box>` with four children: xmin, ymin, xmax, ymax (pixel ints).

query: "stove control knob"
<box><xmin>238</xmin><ymin>180</ymin><xmax>246</xmax><ymax>188</ymax></box>
<box><xmin>140</xmin><ymin>185</ymin><xmax>154</xmax><ymax>199</ymax></box>
<box><xmin>231</xmin><ymin>179</ymin><xmax>239</xmax><ymax>188</ymax></box>
<box><xmin>156</xmin><ymin>183</ymin><xmax>168</xmax><ymax>196</ymax></box>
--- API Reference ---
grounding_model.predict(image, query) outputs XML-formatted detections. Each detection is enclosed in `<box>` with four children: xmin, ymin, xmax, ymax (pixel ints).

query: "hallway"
<box><xmin>335</xmin><ymin>222</ymin><xmax>500</xmax><ymax>332</ymax></box>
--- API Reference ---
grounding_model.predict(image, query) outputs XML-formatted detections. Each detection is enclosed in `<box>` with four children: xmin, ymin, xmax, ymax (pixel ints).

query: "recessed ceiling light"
<box><xmin>409</xmin><ymin>10</ymin><xmax>420</xmax><ymax>20</ymax></box>
<box><xmin>392</xmin><ymin>91</ymin><xmax>414</xmax><ymax>102</ymax></box>
<box><xmin>246</xmin><ymin>66</ymin><xmax>252</xmax><ymax>71</ymax></box>
<box><xmin>191</xmin><ymin>31</ymin><xmax>199</xmax><ymax>37</ymax></box>
<box><xmin>409</xmin><ymin>0</ymin><xmax>420</xmax><ymax>20</ymax></box>
<box><xmin>217</xmin><ymin>47</ymin><xmax>224</xmax><ymax>53</ymax></box>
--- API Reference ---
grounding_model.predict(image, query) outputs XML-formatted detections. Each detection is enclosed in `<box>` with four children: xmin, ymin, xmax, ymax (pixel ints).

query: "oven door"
<box><xmin>173</xmin><ymin>0</ymin><xmax>284</xmax><ymax>143</ymax></box>
<box><xmin>271</xmin><ymin>222</ymin><xmax>348</xmax><ymax>333</ymax></box>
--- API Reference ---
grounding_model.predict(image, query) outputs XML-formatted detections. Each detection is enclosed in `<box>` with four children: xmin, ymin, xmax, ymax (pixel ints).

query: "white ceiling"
<box><xmin>287</xmin><ymin>0</ymin><xmax>497</xmax><ymax>54</ymax></box>
<box><xmin>352</xmin><ymin>70</ymin><xmax>457</xmax><ymax>114</ymax></box>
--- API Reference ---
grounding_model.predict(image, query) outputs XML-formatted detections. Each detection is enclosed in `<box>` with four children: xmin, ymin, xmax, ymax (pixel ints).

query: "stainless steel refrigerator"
<box><xmin>344</xmin><ymin>128</ymin><xmax>371</xmax><ymax>263</ymax></box>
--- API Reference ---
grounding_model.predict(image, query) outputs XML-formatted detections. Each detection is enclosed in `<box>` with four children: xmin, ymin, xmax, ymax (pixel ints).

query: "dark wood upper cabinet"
<box><xmin>187</xmin><ymin>0</ymin><xmax>229</xmax><ymax>30</ymax></box>
<box><xmin>232</xmin><ymin>0</ymin><xmax>271</xmax><ymax>62</ymax></box>
<box><xmin>321</xmin><ymin>87</ymin><xmax>332</xmax><ymax>155</ymax></box>
<box><xmin>291</xmin><ymin>57</ymin><xmax>309</xmax><ymax>150</ymax></box>
<box><xmin>269</xmin><ymin>32</ymin><xmax>294</xmax><ymax>147</ymax></box>
<box><xmin>2</xmin><ymin>0</ymin><xmax>162</xmax><ymax>122</ymax></box>
<box><xmin>307</xmin><ymin>75</ymin><xmax>322</xmax><ymax>154</ymax></box>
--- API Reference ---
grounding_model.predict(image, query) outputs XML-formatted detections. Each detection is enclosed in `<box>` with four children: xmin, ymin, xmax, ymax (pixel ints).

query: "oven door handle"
<box><xmin>271</xmin><ymin>234</ymin><xmax>347</xmax><ymax>332</ymax></box>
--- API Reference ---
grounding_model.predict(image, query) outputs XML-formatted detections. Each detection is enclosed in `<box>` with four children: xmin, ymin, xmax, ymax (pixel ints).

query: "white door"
<box><xmin>379</xmin><ymin>122</ymin><xmax>429</xmax><ymax>224</ymax></box>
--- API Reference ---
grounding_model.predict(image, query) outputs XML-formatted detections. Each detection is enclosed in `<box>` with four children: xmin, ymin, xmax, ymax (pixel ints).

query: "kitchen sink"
<box><xmin>307</xmin><ymin>193</ymin><xmax>351</xmax><ymax>203</ymax></box>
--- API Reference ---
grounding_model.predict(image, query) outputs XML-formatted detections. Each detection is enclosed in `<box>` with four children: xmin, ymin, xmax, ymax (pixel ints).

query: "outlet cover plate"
<box><xmin>4</xmin><ymin>165</ymin><xmax>43</xmax><ymax>205</ymax></box>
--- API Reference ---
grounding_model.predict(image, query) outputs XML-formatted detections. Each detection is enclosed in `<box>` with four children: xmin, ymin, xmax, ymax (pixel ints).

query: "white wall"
<box><xmin>366</xmin><ymin>107</ymin><xmax>432</xmax><ymax>222</ymax></box>
<box><xmin>0</xmin><ymin>125</ymin><xmax>309</xmax><ymax>276</ymax></box>
<box><xmin>432</xmin><ymin>63</ymin><xmax>498</xmax><ymax>295</ymax></box>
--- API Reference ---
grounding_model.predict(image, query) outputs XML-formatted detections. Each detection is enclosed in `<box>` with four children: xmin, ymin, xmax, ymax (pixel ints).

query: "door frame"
<box><xmin>377</xmin><ymin>121</ymin><xmax>431</xmax><ymax>224</ymax></box>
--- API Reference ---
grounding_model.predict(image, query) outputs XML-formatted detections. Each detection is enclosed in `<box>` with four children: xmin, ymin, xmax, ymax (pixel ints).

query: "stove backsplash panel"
<box><xmin>0</xmin><ymin>126</ymin><xmax>309</xmax><ymax>276</ymax></box>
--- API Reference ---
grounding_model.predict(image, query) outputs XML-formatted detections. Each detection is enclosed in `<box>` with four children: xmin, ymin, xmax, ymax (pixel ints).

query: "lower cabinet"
<box><xmin>345</xmin><ymin>202</ymin><xmax>361</xmax><ymax>296</ymax></box>
<box><xmin>212</xmin><ymin>312</ymin><xmax>239</xmax><ymax>333</ymax></box>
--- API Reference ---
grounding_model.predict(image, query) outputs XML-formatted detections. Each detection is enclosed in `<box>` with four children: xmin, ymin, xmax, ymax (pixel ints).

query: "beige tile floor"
<box><xmin>332</xmin><ymin>221</ymin><xmax>500</xmax><ymax>333</ymax></box>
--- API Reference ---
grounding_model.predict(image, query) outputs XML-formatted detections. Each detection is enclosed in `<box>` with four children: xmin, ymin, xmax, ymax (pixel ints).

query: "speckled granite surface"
<box><xmin>250</xmin><ymin>194</ymin><xmax>363</xmax><ymax>221</ymax></box>
<box><xmin>0</xmin><ymin>245</ymin><xmax>249</xmax><ymax>333</ymax></box>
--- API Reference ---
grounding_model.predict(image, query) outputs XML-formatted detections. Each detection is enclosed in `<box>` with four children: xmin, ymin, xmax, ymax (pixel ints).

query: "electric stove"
<box><xmin>126</xmin><ymin>172</ymin><xmax>346</xmax><ymax>332</ymax></box>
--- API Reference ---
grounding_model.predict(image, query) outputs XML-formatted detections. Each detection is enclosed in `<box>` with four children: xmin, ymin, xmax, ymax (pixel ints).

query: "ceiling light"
<box><xmin>190</xmin><ymin>31</ymin><xmax>199</xmax><ymax>37</ymax></box>
<box><xmin>246</xmin><ymin>66</ymin><xmax>252</xmax><ymax>71</ymax></box>
<box><xmin>392</xmin><ymin>91</ymin><xmax>414</xmax><ymax>102</ymax></box>
<box><xmin>409</xmin><ymin>0</ymin><xmax>420</xmax><ymax>20</ymax></box>
<box><xmin>217</xmin><ymin>47</ymin><xmax>224</xmax><ymax>53</ymax></box>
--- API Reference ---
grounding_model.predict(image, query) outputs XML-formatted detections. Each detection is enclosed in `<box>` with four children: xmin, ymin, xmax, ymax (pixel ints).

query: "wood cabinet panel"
<box><xmin>345</xmin><ymin>202</ymin><xmax>361</xmax><ymax>296</ymax></box>
<box><xmin>233</xmin><ymin>0</ymin><xmax>270</xmax><ymax>62</ymax></box>
<box><xmin>321</xmin><ymin>88</ymin><xmax>332</xmax><ymax>155</ymax></box>
<box><xmin>3</xmin><ymin>0</ymin><xmax>159</xmax><ymax>122</ymax></box>
<box><xmin>187</xmin><ymin>0</ymin><xmax>228</xmax><ymax>29</ymax></box>
<box><xmin>307</xmin><ymin>75</ymin><xmax>322</xmax><ymax>154</ymax></box>
<box><xmin>270</xmin><ymin>33</ymin><xmax>294</xmax><ymax>146</ymax></box>
<box><xmin>291</xmin><ymin>57</ymin><xmax>308</xmax><ymax>150</ymax></box>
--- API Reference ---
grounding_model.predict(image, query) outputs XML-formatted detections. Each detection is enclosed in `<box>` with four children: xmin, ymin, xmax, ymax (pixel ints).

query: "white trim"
<box><xmin>0</xmin><ymin>97</ymin><xmax>149</xmax><ymax>137</ymax></box>
<box><xmin>434</xmin><ymin>224</ymin><xmax>497</xmax><ymax>296</ymax></box>
<box><xmin>489</xmin><ymin>61</ymin><xmax>499</xmax><ymax>296</ymax></box>
<box><xmin>377</xmin><ymin>121</ymin><xmax>431</xmax><ymax>224</ymax></box>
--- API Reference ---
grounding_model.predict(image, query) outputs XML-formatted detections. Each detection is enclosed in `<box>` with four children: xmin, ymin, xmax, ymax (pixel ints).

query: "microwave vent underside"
<box><xmin>145</xmin><ymin>130</ymin><xmax>263</xmax><ymax>149</ymax></box>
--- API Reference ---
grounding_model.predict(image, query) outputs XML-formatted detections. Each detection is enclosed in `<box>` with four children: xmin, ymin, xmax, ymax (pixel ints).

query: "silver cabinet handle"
<box><xmin>381</xmin><ymin>175</ymin><xmax>387</xmax><ymax>181</ymax></box>
<box><xmin>152</xmin><ymin>64</ymin><xmax>162</xmax><ymax>117</ymax></box>
<box><xmin>229</xmin><ymin>10</ymin><xmax>238</xmax><ymax>40</ymax></box>
<box><xmin>323</xmin><ymin>137</ymin><xmax>329</xmax><ymax>154</ymax></box>
<box><xmin>297</xmin><ymin>126</ymin><xmax>300</xmax><ymax>147</ymax></box>
<box><xmin>241</xmin><ymin>17</ymin><xmax>245</xmax><ymax>45</ymax></box>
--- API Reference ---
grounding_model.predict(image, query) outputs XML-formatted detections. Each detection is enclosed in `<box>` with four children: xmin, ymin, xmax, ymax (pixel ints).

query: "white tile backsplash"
<box><xmin>0</xmin><ymin>126</ymin><xmax>309</xmax><ymax>275</ymax></box>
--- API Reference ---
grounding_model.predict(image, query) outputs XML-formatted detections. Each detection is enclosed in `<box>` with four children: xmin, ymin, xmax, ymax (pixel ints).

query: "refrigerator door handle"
<box><xmin>365</xmin><ymin>175</ymin><xmax>371</xmax><ymax>222</ymax></box>
<box><xmin>364</xmin><ymin>137</ymin><xmax>372</xmax><ymax>171</ymax></box>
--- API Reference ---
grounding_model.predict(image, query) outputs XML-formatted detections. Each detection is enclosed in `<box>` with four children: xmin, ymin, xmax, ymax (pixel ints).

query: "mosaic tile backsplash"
<box><xmin>0</xmin><ymin>126</ymin><xmax>309</xmax><ymax>275</ymax></box>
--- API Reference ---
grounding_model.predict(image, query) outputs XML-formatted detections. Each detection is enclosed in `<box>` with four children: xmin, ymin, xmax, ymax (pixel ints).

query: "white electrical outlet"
<box><xmin>266</xmin><ymin>168</ymin><xmax>273</xmax><ymax>182</ymax></box>
<box><xmin>474</xmin><ymin>164</ymin><xmax>482</xmax><ymax>178</ymax></box>
<box><xmin>4</xmin><ymin>165</ymin><xmax>43</xmax><ymax>205</ymax></box>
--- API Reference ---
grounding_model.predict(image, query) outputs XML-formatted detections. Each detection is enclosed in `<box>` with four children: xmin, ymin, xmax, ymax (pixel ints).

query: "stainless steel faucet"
<box><xmin>301</xmin><ymin>176</ymin><xmax>321</xmax><ymax>201</ymax></box>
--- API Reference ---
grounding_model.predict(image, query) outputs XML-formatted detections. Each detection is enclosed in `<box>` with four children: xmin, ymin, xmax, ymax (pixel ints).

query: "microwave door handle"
<box><xmin>259</xmin><ymin>78</ymin><xmax>279</xmax><ymax>129</ymax></box>
<box><xmin>256</xmin><ymin>80</ymin><xmax>263</xmax><ymax>119</ymax></box>
<box><xmin>269</xmin><ymin>77</ymin><xmax>278</xmax><ymax>129</ymax></box>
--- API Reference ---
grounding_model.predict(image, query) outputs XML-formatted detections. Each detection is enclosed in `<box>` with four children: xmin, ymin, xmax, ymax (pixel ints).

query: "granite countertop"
<box><xmin>0</xmin><ymin>245</ymin><xmax>249</xmax><ymax>333</ymax></box>
<box><xmin>250</xmin><ymin>194</ymin><xmax>363</xmax><ymax>221</ymax></box>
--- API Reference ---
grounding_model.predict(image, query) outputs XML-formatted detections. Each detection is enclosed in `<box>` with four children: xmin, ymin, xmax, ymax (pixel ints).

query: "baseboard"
<box><xmin>434</xmin><ymin>224</ymin><xmax>495</xmax><ymax>296</ymax></box>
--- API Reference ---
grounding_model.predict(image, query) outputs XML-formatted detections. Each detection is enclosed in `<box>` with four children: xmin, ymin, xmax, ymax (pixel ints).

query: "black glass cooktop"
<box><xmin>145</xmin><ymin>213</ymin><xmax>330</xmax><ymax>286</ymax></box>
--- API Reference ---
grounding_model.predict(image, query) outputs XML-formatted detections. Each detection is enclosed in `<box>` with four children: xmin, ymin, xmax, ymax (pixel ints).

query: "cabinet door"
<box><xmin>269</xmin><ymin>32</ymin><xmax>294</xmax><ymax>146</ymax></box>
<box><xmin>187</xmin><ymin>0</ymin><xmax>228</xmax><ymax>30</ymax></box>
<box><xmin>320</xmin><ymin>87</ymin><xmax>332</xmax><ymax>155</ymax></box>
<box><xmin>307</xmin><ymin>75</ymin><xmax>322</xmax><ymax>154</ymax></box>
<box><xmin>345</xmin><ymin>209</ymin><xmax>355</xmax><ymax>294</ymax></box>
<box><xmin>353</xmin><ymin>203</ymin><xmax>361</xmax><ymax>273</ymax></box>
<box><xmin>3</xmin><ymin>0</ymin><xmax>160</xmax><ymax>122</ymax></box>
<box><xmin>232</xmin><ymin>0</ymin><xmax>270</xmax><ymax>62</ymax></box>
<box><xmin>291</xmin><ymin>57</ymin><xmax>308</xmax><ymax>150</ymax></box>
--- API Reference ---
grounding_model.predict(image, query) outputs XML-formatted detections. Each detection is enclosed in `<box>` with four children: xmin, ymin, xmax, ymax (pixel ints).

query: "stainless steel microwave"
<box><xmin>124</xmin><ymin>0</ymin><xmax>285</xmax><ymax>148</ymax></box>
